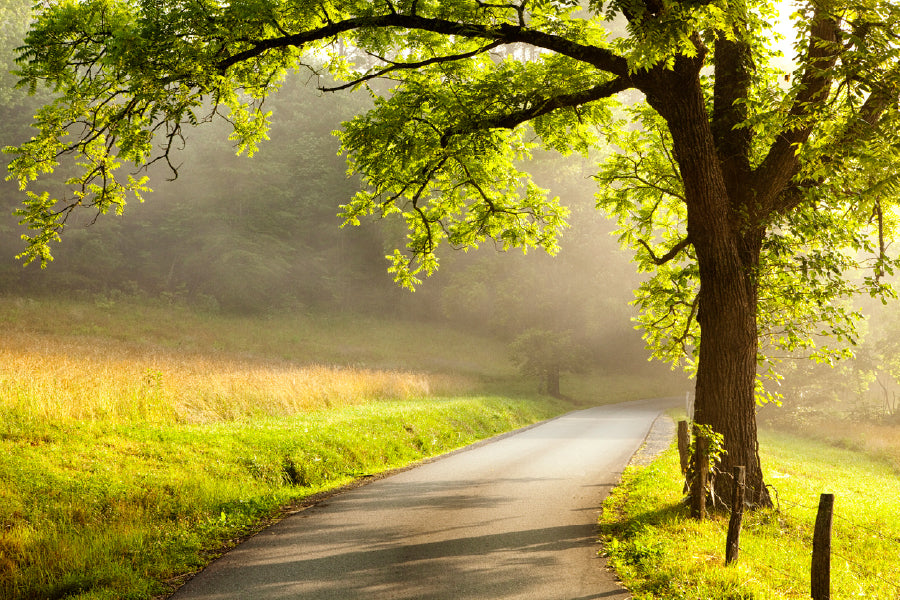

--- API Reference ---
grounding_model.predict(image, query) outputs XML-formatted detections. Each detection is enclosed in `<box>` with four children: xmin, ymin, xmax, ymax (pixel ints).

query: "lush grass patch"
<box><xmin>600</xmin><ymin>429</ymin><xmax>900</xmax><ymax>599</ymax></box>
<box><xmin>0</xmin><ymin>327</ymin><xmax>465</xmax><ymax>423</ymax></box>
<box><xmin>0</xmin><ymin>396</ymin><xmax>568</xmax><ymax>600</ymax></box>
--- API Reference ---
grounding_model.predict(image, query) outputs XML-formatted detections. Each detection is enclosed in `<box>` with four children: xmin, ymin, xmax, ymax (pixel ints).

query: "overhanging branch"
<box><xmin>439</xmin><ymin>77</ymin><xmax>631</xmax><ymax>145</ymax></box>
<box><xmin>217</xmin><ymin>14</ymin><xmax>630</xmax><ymax>77</ymax></box>
<box><xmin>319</xmin><ymin>40</ymin><xmax>504</xmax><ymax>92</ymax></box>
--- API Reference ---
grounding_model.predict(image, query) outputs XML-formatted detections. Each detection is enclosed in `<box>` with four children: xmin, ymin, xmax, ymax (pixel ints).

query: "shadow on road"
<box><xmin>188</xmin><ymin>523</ymin><xmax>606</xmax><ymax>599</ymax></box>
<box><xmin>168</xmin><ymin>401</ymin><xmax>675</xmax><ymax>600</ymax></box>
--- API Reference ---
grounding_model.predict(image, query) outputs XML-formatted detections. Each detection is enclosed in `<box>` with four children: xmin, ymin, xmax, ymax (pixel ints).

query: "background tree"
<box><xmin>439</xmin><ymin>149</ymin><xmax>644</xmax><ymax>372</ymax></box>
<box><xmin>7</xmin><ymin>0</ymin><xmax>900</xmax><ymax>507</ymax></box>
<box><xmin>509</xmin><ymin>328</ymin><xmax>587</xmax><ymax>397</ymax></box>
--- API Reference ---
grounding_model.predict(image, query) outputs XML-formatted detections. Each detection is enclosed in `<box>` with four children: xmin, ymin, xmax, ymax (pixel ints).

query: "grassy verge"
<box><xmin>1</xmin><ymin>396</ymin><xmax>569</xmax><ymax>600</ymax></box>
<box><xmin>600</xmin><ymin>429</ymin><xmax>900</xmax><ymax>599</ymax></box>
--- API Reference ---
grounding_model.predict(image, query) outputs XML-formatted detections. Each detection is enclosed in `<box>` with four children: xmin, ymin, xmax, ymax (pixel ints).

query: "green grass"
<box><xmin>600</xmin><ymin>428</ymin><xmax>900</xmax><ymax>599</ymax></box>
<box><xmin>1</xmin><ymin>396</ymin><xmax>570</xmax><ymax>600</ymax></box>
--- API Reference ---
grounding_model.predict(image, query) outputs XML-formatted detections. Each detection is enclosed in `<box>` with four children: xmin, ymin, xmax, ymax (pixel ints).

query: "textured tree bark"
<box><xmin>642</xmin><ymin>57</ymin><xmax>772</xmax><ymax>509</ymax></box>
<box><xmin>693</xmin><ymin>234</ymin><xmax>771</xmax><ymax>507</ymax></box>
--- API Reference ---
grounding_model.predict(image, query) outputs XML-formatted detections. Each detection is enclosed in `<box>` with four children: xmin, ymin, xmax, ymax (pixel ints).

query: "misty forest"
<box><xmin>2</xmin><ymin>0</ymin><xmax>900</xmax><ymax>598</ymax></box>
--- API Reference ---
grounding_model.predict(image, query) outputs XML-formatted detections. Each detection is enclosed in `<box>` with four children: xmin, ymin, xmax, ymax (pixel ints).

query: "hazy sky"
<box><xmin>771</xmin><ymin>0</ymin><xmax>800</xmax><ymax>72</ymax></box>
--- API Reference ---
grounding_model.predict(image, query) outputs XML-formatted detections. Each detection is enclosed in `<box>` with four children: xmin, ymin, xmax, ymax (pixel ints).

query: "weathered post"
<box><xmin>690</xmin><ymin>430</ymin><xmax>708</xmax><ymax>520</ymax></box>
<box><xmin>725</xmin><ymin>466</ymin><xmax>745</xmax><ymax>565</ymax></box>
<box><xmin>811</xmin><ymin>493</ymin><xmax>835</xmax><ymax>600</ymax></box>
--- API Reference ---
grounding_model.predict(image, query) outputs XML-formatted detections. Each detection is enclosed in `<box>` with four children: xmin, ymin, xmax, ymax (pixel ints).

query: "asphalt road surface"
<box><xmin>169</xmin><ymin>397</ymin><xmax>677</xmax><ymax>600</ymax></box>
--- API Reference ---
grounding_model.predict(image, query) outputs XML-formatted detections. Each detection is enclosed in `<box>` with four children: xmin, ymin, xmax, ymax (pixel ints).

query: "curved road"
<box><xmin>170</xmin><ymin>398</ymin><xmax>677</xmax><ymax>600</ymax></box>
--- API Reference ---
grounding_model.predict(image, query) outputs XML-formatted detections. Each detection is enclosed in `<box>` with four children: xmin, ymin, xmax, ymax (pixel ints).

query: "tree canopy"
<box><xmin>6</xmin><ymin>0</ymin><xmax>900</xmax><ymax>506</ymax></box>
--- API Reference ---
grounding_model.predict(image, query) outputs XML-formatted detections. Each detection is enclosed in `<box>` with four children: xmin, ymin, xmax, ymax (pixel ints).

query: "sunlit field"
<box><xmin>0</xmin><ymin>295</ymin><xmax>498</xmax><ymax>425</ymax></box>
<box><xmin>760</xmin><ymin>407</ymin><xmax>900</xmax><ymax>474</ymax></box>
<box><xmin>0</xmin><ymin>295</ymin><xmax>682</xmax><ymax>421</ymax></box>
<box><xmin>600</xmin><ymin>427</ymin><xmax>900</xmax><ymax>599</ymax></box>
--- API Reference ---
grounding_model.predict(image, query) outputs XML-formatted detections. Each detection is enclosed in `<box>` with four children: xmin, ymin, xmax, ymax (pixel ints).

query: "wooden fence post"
<box><xmin>811</xmin><ymin>493</ymin><xmax>835</xmax><ymax>600</ymax></box>
<box><xmin>677</xmin><ymin>420</ymin><xmax>690</xmax><ymax>474</ymax></box>
<box><xmin>725</xmin><ymin>466</ymin><xmax>745</xmax><ymax>565</ymax></box>
<box><xmin>690</xmin><ymin>430</ymin><xmax>708</xmax><ymax>520</ymax></box>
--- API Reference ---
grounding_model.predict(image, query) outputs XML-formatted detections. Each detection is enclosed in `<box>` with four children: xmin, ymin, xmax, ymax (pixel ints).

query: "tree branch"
<box><xmin>711</xmin><ymin>33</ymin><xmax>752</xmax><ymax>198</ymax></box>
<box><xmin>674</xmin><ymin>294</ymin><xmax>700</xmax><ymax>354</ymax></box>
<box><xmin>638</xmin><ymin>235</ymin><xmax>693</xmax><ymax>266</ymax></box>
<box><xmin>217</xmin><ymin>14</ymin><xmax>631</xmax><ymax>78</ymax></box>
<box><xmin>319</xmin><ymin>40</ymin><xmax>504</xmax><ymax>92</ymax></box>
<box><xmin>440</xmin><ymin>77</ymin><xmax>631</xmax><ymax>145</ymax></box>
<box><xmin>476</xmin><ymin>1</ymin><xmax>526</xmax><ymax>26</ymax></box>
<box><xmin>773</xmin><ymin>69</ymin><xmax>899</xmax><ymax>215</ymax></box>
<box><xmin>754</xmin><ymin>7</ymin><xmax>842</xmax><ymax>211</ymax></box>
<box><xmin>873</xmin><ymin>199</ymin><xmax>885</xmax><ymax>280</ymax></box>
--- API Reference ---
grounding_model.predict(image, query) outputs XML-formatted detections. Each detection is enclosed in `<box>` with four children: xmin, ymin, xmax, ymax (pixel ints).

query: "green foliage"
<box><xmin>685</xmin><ymin>422</ymin><xmax>727</xmax><ymax>506</ymax></box>
<box><xmin>596</xmin><ymin>103</ymin><xmax>696</xmax><ymax>369</ymax></box>
<box><xmin>691</xmin><ymin>423</ymin><xmax>725</xmax><ymax>469</ymax></box>
<box><xmin>336</xmin><ymin>53</ymin><xmax>579</xmax><ymax>288</ymax></box>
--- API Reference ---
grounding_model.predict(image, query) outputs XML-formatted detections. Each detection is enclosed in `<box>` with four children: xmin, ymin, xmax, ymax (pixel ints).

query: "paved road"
<box><xmin>169</xmin><ymin>398</ymin><xmax>677</xmax><ymax>600</ymax></box>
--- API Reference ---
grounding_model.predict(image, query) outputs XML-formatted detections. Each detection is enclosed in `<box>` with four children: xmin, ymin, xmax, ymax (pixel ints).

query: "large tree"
<box><xmin>6</xmin><ymin>0</ymin><xmax>900</xmax><ymax>505</ymax></box>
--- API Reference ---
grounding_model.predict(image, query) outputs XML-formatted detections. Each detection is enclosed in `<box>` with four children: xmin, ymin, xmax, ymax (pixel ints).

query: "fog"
<box><xmin>0</xmin><ymin>69</ymin><xmax>684</xmax><ymax>386</ymax></box>
<box><xmin>759</xmin><ymin>290</ymin><xmax>900</xmax><ymax>429</ymax></box>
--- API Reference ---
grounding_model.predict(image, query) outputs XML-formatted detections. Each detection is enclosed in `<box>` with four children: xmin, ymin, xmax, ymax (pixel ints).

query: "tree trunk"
<box><xmin>545</xmin><ymin>364</ymin><xmax>560</xmax><ymax>398</ymax></box>
<box><xmin>693</xmin><ymin>239</ymin><xmax>771</xmax><ymax>508</ymax></box>
<box><xmin>642</xmin><ymin>60</ymin><xmax>772</xmax><ymax>509</ymax></box>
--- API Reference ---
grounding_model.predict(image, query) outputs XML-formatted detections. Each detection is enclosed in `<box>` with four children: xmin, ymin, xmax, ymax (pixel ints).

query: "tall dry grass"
<box><xmin>0</xmin><ymin>330</ymin><xmax>472</xmax><ymax>424</ymax></box>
